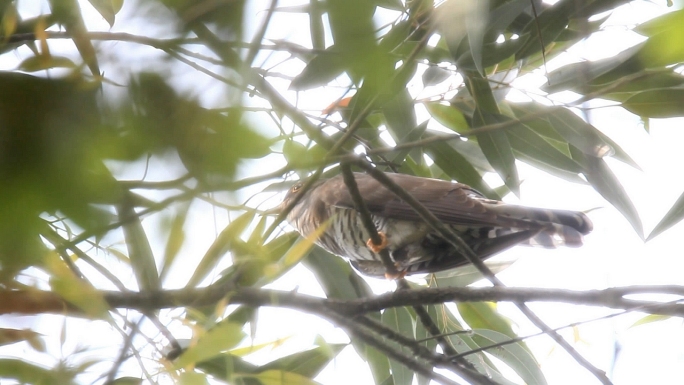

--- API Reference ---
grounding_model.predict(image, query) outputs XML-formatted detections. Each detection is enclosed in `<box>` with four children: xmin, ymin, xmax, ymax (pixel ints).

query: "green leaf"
<box><xmin>425</xmin><ymin>102</ymin><xmax>469</xmax><ymax>134</ymax></box>
<box><xmin>175</xmin><ymin>322</ymin><xmax>246</xmax><ymax>368</ymax></box>
<box><xmin>422</xmin><ymin>66</ymin><xmax>451</xmax><ymax>86</ymax></box>
<box><xmin>260</xmin><ymin>344</ymin><xmax>346</xmax><ymax>378</ymax></box>
<box><xmin>196</xmin><ymin>354</ymin><xmax>254</xmax><ymax>380</ymax></box>
<box><xmin>302</xmin><ymin>249</ymin><xmax>391</xmax><ymax>382</ymax></box>
<box><xmin>508</xmin><ymin>102</ymin><xmax>565</xmax><ymax>142</ymax></box>
<box><xmin>622</xmin><ymin>89</ymin><xmax>684</xmax><ymax>118</ymax></box>
<box><xmin>544</xmin><ymin>44</ymin><xmax>643</xmax><ymax>94</ymax></box>
<box><xmin>384</xmin><ymin>89</ymin><xmax>422</xmax><ymax>164</ymax></box>
<box><xmin>471</xmin><ymin>329</ymin><xmax>547</xmax><ymax>385</ymax></box>
<box><xmin>647</xmin><ymin>189</ymin><xmax>684</xmax><ymax>241</ymax></box>
<box><xmin>375</xmin><ymin>0</ymin><xmax>404</xmax><ymax>11</ymax></box>
<box><xmin>309</xmin><ymin>0</ymin><xmax>325</xmax><ymax>50</ymax></box>
<box><xmin>638</xmin><ymin>22</ymin><xmax>684</xmax><ymax>68</ymax></box>
<box><xmin>425</xmin><ymin>139</ymin><xmax>497</xmax><ymax>199</ymax></box>
<box><xmin>389</xmin><ymin>121</ymin><xmax>428</xmax><ymax>166</ymax></box>
<box><xmin>289</xmin><ymin>47</ymin><xmax>348</xmax><ymax>90</ymax></box>
<box><xmin>0</xmin><ymin>359</ymin><xmax>77</xmax><ymax>385</ymax></box>
<box><xmin>593</xmin><ymin>128</ymin><xmax>641</xmax><ymax>170</ymax></box>
<box><xmin>186</xmin><ymin>211</ymin><xmax>255</xmax><ymax>288</ymax></box>
<box><xmin>515</xmin><ymin>0</ymin><xmax>570</xmax><ymax>60</ymax></box>
<box><xmin>457</xmin><ymin>302</ymin><xmax>517</xmax><ymax>341</ymax></box>
<box><xmin>117</xmin><ymin>201</ymin><xmax>159</xmax><ymax>291</ymax></box>
<box><xmin>87</xmin><ymin>0</ymin><xmax>123</xmax><ymax>27</ymax></box>
<box><xmin>473</xmin><ymin>110</ymin><xmax>520</xmax><ymax>196</ymax></box>
<box><xmin>502</xmin><ymin>115</ymin><xmax>582</xmax><ymax>173</ymax></box>
<box><xmin>303</xmin><ymin>248</ymin><xmax>374</xmax><ymax>300</ymax></box>
<box><xmin>179</xmin><ymin>371</ymin><xmax>209</xmax><ymax>385</ymax></box>
<box><xmin>18</xmin><ymin>55</ymin><xmax>77</xmax><ymax>72</ymax></box>
<box><xmin>283</xmin><ymin>140</ymin><xmax>309</xmax><ymax>167</ymax></box>
<box><xmin>431</xmin><ymin>305</ymin><xmax>515</xmax><ymax>384</ymax></box>
<box><xmin>160</xmin><ymin>204</ymin><xmax>189</xmax><ymax>282</ymax></box>
<box><xmin>634</xmin><ymin>8</ymin><xmax>684</xmax><ymax>37</ymax></box>
<box><xmin>571</xmin><ymin>147</ymin><xmax>644</xmax><ymax>238</ymax></box>
<box><xmin>260</xmin><ymin>220</ymin><xmax>331</xmax><ymax>284</ymax></box>
<box><xmin>105</xmin><ymin>377</ymin><xmax>144</xmax><ymax>385</ymax></box>
<box><xmin>432</xmin><ymin>260</ymin><xmax>515</xmax><ymax>287</ymax></box>
<box><xmin>247</xmin><ymin>369</ymin><xmax>319</xmax><ymax>385</ymax></box>
<box><xmin>382</xmin><ymin>308</ymin><xmax>415</xmax><ymax>385</ymax></box>
<box><xmin>545</xmin><ymin>107</ymin><xmax>612</xmax><ymax>158</ymax></box>
<box><xmin>48</xmin><ymin>0</ymin><xmax>100</xmax><ymax>76</ymax></box>
<box><xmin>364</xmin><ymin>345</ymin><xmax>394</xmax><ymax>385</ymax></box>
<box><xmin>466</xmin><ymin>7</ymin><xmax>486</xmax><ymax>75</ymax></box>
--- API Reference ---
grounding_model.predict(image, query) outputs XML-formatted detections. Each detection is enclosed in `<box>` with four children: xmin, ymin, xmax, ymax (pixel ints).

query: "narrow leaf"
<box><xmin>160</xmin><ymin>204</ymin><xmax>189</xmax><ymax>281</ymax></box>
<box><xmin>457</xmin><ymin>302</ymin><xmax>517</xmax><ymax>341</ymax></box>
<box><xmin>546</xmin><ymin>108</ymin><xmax>612</xmax><ymax>158</ymax></box>
<box><xmin>472</xmin><ymin>329</ymin><xmax>547</xmax><ymax>385</ymax></box>
<box><xmin>382</xmin><ymin>308</ymin><xmax>415</xmax><ymax>385</ymax></box>
<box><xmin>504</xmin><ymin>116</ymin><xmax>582</xmax><ymax>173</ymax></box>
<box><xmin>260</xmin><ymin>219</ymin><xmax>331</xmax><ymax>284</ymax></box>
<box><xmin>117</xmin><ymin>202</ymin><xmax>159</xmax><ymax>291</ymax></box>
<box><xmin>259</xmin><ymin>344</ymin><xmax>346</xmax><ymax>378</ymax></box>
<box><xmin>473</xmin><ymin>110</ymin><xmax>520</xmax><ymax>196</ymax></box>
<box><xmin>622</xmin><ymin>89</ymin><xmax>684</xmax><ymax>118</ymax></box>
<box><xmin>289</xmin><ymin>47</ymin><xmax>347</xmax><ymax>90</ymax></box>
<box><xmin>630</xmin><ymin>314</ymin><xmax>671</xmax><ymax>328</ymax></box>
<box><xmin>249</xmin><ymin>369</ymin><xmax>318</xmax><ymax>385</ymax></box>
<box><xmin>571</xmin><ymin>147</ymin><xmax>644</xmax><ymax>238</ymax></box>
<box><xmin>186</xmin><ymin>211</ymin><xmax>255</xmax><ymax>288</ymax></box>
<box><xmin>425</xmin><ymin>102</ymin><xmax>469</xmax><ymax>134</ymax></box>
<box><xmin>45</xmin><ymin>252</ymin><xmax>110</xmax><ymax>319</ymax></box>
<box><xmin>647</xmin><ymin>189</ymin><xmax>684</xmax><ymax>241</ymax></box>
<box><xmin>87</xmin><ymin>0</ymin><xmax>123</xmax><ymax>27</ymax></box>
<box><xmin>175</xmin><ymin>322</ymin><xmax>246</xmax><ymax>368</ymax></box>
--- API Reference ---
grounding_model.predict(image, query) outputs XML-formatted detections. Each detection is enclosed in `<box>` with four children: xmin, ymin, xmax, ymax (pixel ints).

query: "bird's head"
<box><xmin>268</xmin><ymin>178</ymin><xmax>328</xmax><ymax>236</ymax></box>
<box><xmin>266</xmin><ymin>179</ymin><xmax>320</xmax><ymax>217</ymax></box>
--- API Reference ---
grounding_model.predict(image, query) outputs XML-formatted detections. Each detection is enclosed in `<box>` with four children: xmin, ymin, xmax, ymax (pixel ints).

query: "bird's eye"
<box><xmin>291</xmin><ymin>183</ymin><xmax>302</xmax><ymax>193</ymax></box>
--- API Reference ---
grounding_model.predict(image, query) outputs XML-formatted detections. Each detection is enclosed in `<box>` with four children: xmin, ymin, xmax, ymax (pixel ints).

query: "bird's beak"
<box><xmin>262</xmin><ymin>203</ymin><xmax>284</xmax><ymax>216</ymax></box>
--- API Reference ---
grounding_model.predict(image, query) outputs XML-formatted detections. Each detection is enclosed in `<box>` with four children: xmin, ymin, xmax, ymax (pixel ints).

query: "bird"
<box><xmin>278</xmin><ymin>172</ymin><xmax>592</xmax><ymax>278</ymax></box>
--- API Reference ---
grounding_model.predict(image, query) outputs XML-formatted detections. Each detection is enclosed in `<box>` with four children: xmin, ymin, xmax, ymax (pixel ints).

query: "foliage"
<box><xmin>0</xmin><ymin>0</ymin><xmax>683</xmax><ymax>384</ymax></box>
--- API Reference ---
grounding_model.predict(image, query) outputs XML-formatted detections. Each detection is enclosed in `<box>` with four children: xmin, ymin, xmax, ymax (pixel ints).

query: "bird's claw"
<box><xmin>366</xmin><ymin>231</ymin><xmax>388</xmax><ymax>253</ymax></box>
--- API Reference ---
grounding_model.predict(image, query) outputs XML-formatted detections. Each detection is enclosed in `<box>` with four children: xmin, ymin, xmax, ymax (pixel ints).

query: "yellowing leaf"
<box><xmin>179</xmin><ymin>371</ymin><xmax>209</xmax><ymax>385</ymax></box>
<box><xmin>18</xmin><ymin>55</ymin><xmax>77</xmax><ymax>72</ymax></box>
<box><xmin>262</xmin><ymin>218</ymin><xmax>331</xmax><ymax>281</ymax></box>
<box><xmin>229</xmin><ymin>336</ymin><xmax>291</xmax><ymax>357</ymax></box>
<box><xmin>45</xmin><ymin>252</ymin><xmax>110</xmax><ymax>319</ymax></box>
<box><xmin>0</xmin><ymin>328</ymin><xmax>44</xmax><ymax>351</ymax></box>
<box><xmin>1</xmin><ymin>4</ymin><xmax>18</xmax><ymax>38</ymax></box>
<box><xmin>174</xmin><ymin>322</ymin><xmax>245</xmax><ymax>369</ymax></box>
<box><xmin>630</xmin><ymin>314</ymin><xmax>671</xmax><ymax>328</ymax></box>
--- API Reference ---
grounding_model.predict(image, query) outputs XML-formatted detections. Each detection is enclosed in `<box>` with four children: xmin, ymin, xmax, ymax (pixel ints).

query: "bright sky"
<box><xmin>2</xmin><ymin>1</ymin><xmax>684</xmax><ymax>385</ymax></box>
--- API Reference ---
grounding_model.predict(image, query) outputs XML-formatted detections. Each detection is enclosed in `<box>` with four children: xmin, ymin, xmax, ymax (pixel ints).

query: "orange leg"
<box><xmin>366</xmin><ymin>231</ymin><xmax>388</xmax><ymax>253</ymax></box>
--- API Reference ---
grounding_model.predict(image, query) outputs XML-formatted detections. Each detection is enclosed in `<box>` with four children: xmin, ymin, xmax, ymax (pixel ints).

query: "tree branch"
<box><xmin>5</xmin><ymin>285</ymin><xmax>684</xmax><ymax>318</ymax></box>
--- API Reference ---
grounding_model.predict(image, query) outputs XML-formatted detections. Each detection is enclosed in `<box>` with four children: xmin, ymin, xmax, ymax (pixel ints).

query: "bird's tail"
<box><xmin>486</xmin><ymin>205</ymin><xmax>593</xmax><ymax>248</ymax></box>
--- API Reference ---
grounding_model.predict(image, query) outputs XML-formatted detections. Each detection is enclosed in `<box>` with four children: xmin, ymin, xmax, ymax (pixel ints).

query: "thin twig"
<box><xmin>353</xmin><ymin>315</ymin><xmax>500</xmax><ymax>385</ymax></box>
<box><xmin>340</xmin><ymin>165</ymin><xmax>398</xmax><ymax>275</ymax></box>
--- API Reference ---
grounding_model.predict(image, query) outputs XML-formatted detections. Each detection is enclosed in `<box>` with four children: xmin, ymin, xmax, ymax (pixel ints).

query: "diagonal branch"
<box><xmin>352</xmin><ymin>160</ymin><xmax>613</xmax><ymax>384</ymax></box>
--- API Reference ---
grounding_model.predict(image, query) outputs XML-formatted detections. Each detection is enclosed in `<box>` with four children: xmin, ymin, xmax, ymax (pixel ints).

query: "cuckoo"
<box><xmin>279</xmin><ymin>172</ymin><xmax>592</xmax><ymax>278</ymax></box>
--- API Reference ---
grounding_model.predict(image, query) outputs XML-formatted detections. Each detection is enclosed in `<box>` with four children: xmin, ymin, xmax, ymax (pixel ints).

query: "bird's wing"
<box><xmin>351</xmin><ymin>228</ymin><xmax>543</xmax><ymax>277</ymax></box>
<box><xmin>321</xmin><ymin>173</ymin><xmax>539</xmax><ymax>229</ymax></box>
